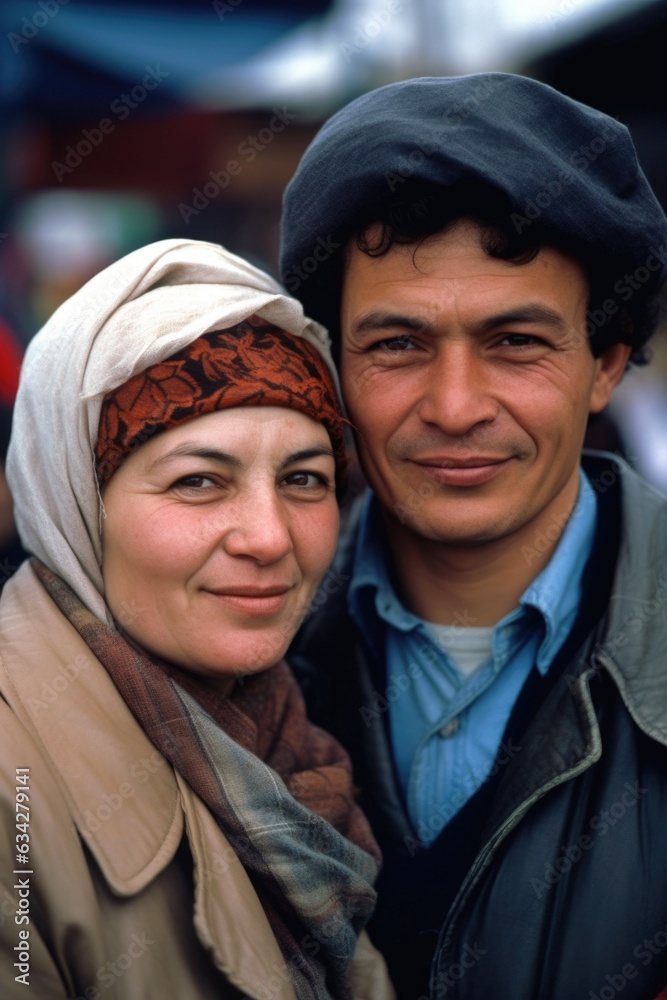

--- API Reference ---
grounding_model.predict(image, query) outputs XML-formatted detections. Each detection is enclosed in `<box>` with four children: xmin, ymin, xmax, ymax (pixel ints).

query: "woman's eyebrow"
<box><xmin>148</xmin><ymin>446</ymin><xmax>242</xmax><ymax>470</ymax></box>
<box><xmin>284</xmin><ymin>447</ymin><xmax>335</xmax><ymax>464</ymax></box>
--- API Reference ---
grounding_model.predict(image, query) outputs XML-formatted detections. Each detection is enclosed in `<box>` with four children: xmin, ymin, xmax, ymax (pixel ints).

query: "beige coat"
<box><xmin>0</xmin><ymin>563</ymin><xmax>393</xmax><ymax>1000</ymax></box>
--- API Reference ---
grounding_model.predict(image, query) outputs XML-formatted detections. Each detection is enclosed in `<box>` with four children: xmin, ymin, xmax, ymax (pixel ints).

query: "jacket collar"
<box><xmin>1</xmin><ymin>562</ymin><xmax>297</xmax><ymax>998</ymax></box>
<box><xmin>581</xmin><ymin>451</ymin><xmax>667</xmax><ymax>745</ymax></box>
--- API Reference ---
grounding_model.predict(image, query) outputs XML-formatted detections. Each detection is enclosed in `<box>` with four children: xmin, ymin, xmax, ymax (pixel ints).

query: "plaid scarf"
<box><xmin>34</xmin><ymin>561</ymin><xmax>379</xmax><ymax>999</ymax></box>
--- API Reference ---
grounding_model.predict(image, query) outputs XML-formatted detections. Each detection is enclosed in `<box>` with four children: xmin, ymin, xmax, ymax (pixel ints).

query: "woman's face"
<box><xmin>101</xmin><ymin>406</ymin><xmax>338</xmax><ymax>683</ymax></box>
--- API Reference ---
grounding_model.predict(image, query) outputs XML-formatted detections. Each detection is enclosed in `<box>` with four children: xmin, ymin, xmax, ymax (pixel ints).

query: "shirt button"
<box><xmin>439</xmin><ymin>718</ymin><xmax>460</xmax><ymax>738</ymax></box>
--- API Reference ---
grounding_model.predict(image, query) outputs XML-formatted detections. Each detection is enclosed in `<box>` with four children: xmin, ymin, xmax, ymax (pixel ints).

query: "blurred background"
<box><xmin>1</xmin><ymin>0</ymin><xmax>666</xmax><ymax>575</ymax></box>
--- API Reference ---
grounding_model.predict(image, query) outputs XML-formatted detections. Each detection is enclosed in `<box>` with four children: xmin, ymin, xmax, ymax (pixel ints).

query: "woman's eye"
<box><xmin>282</xmin><ymin>471</ymin><xmax>329</xmax><ymax>490</ymax></box>
<box><xmin>171</xmin><ymin>475</ymin><xmax>216</xmax><ymax>491</ymax></box>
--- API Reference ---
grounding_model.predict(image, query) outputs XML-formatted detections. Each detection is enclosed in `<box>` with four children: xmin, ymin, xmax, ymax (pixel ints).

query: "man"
<box><xmin>280</xmin><ymin>74</ymin><xmax>667</xmax><ymax>1000</ymax></box>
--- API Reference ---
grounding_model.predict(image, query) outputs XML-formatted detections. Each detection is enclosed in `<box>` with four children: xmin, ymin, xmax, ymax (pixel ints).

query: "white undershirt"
<box><xmin>426</xmin><ymin>623</ymin><xmax>494</xmax><ymax>679</ymax></box>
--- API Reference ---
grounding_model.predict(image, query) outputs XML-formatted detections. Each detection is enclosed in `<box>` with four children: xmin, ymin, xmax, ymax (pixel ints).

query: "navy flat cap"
<box><xmin>280</xmin><ymin>73</ymin><xmax>667</xmax><ymax>341</ymax></box>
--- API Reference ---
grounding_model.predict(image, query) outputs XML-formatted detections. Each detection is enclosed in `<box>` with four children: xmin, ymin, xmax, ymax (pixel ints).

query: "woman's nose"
<box><xmin>221</xmin><ymin>490</ymin><xmax>293</xmax><ymax>564</ymax></box>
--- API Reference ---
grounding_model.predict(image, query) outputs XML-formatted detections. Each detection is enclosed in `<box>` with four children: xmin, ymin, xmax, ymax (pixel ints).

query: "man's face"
<box><xmin>341</xmin><ymin>219</ymin><xmax>626</xmax><ymax>547</ymax></box>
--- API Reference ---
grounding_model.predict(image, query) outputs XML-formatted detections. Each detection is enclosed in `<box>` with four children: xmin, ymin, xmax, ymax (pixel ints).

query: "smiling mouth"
<box><xmin>208</xmin><ymin>586</ymin><xmax>292</xmax><ymax>597</ymax></box>
<box><xmin>203</xmin><ymin>586</ymin><xmax>292</xmax><ymax>616</ymax></box>
<box><xmin>413</xmin><ymin>456</ymin><xmax>513</xmax><ymax>486</ymax></box>
<box><xmin>416</xmin><ymin>454</ymin><xmax>509</xmax><ymax>467</ymax></box>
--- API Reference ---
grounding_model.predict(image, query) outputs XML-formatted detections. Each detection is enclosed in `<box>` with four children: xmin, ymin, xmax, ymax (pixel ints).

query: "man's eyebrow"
<box><xmin>479</xmin><ymin>304</ymin><xmax>569</xmax><ymax>331</ymax></box>
<box><xmin>149</xmin><ymin>446</ymin><xmax>242</xmax><ymax>470</ymax></box>
<box><xmin>351</xmin><ymin>304</ymin><xmax>569</xmax><ymax>337</ymax></box>
<box><xmin>352</xmin><ymin>312</ymin><xmax>429</xmax><ymax>334</ymax></box>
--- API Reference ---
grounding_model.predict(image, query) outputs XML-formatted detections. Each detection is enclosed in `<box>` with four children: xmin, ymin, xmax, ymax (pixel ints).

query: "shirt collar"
<box><xmin>348</xmin><ymin>469</ymin><xmax>597</xmax><ymax>673</ymax></box>
<box><xmin>348</xmin><ymin>492</ymin><xmax>420</xmax><ymax>637</ymax></box>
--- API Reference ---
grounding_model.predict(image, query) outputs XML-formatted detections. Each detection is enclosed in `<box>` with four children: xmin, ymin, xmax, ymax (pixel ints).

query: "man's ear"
<box><xmin>589</xmin><ymin>342</ymin><xmax>633</xmax><ymax>414</ymax></box>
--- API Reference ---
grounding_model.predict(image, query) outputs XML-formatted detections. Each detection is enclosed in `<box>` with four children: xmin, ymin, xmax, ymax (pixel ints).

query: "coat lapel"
<box><xmin>0</xmin><ymin>563</ymin><xmax>296</xmax><ymax>999</ymax></box>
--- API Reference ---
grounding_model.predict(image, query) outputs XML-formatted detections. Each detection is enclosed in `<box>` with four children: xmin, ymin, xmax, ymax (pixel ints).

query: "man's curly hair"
<box><xmin>318</xmin><ymin>179</ymin><xmax>662</xmax><ymax>365</ymax></box>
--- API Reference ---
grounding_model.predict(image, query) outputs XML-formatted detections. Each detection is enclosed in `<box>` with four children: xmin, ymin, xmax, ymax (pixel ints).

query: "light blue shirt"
<box><xmin>348</xmin><ymin>470</ymin><xmax>597</xmax><ymax>845</ymax></box>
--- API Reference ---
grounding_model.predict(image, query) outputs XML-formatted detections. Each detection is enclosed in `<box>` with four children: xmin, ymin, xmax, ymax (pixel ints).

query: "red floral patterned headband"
<box><xmin>95</xmin><ymin>315</ymin><xmax>347</xmax><ymax>493</ymax></box>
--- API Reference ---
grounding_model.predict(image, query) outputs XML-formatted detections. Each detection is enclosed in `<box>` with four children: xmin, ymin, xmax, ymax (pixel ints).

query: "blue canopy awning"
<box><xmin>0</xmin><ymin>0</ymin><xmax>332</xmax><ymax>118</ymax></box>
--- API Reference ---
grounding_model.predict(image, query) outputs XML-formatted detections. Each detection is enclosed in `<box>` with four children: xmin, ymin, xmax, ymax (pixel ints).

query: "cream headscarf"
<box><xmin>6</xmin><ymin>238</ymin><xmax>338</xmax><ymax>623</ymax></box>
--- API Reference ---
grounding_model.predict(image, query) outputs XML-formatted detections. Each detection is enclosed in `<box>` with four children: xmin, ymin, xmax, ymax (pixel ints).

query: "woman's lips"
<box><xmin>204</xmin><ymin>587</ymin><xmax>291</xmax><ymax>615</ymax></box>
<box><xmin>414</xmin><ymin>456</ymin><xmax>513</xmax><ymax>487</ymax></box>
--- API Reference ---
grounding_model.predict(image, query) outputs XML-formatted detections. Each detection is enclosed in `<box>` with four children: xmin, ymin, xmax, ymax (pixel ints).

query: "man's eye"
<box><xmin>499</xmin><ymin>334</ymin><xmax>541</xmax><ymax>347</ymax></box>
<box><xmin>374</xmin><ymin>336</ymin><xmax>417</xmax><ymax>352</ymax></box>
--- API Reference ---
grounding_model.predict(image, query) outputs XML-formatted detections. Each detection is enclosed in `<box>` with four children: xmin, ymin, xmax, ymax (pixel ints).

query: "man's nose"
<box><xmin>416</xmin><ymin>342</ymin><xmax>499</xmax><ymax>436</ymax></box>
<box><xmin>222</xmin><ymin>489</ymin><xmax>293</xmax><ymax>564</ymax></box>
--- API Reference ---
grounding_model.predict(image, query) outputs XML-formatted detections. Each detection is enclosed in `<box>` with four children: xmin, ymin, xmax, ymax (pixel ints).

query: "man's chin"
<box><xmin>387</xmin><ymin>506</ymin><xmax>524</xmax><ymax>547</ymax></box>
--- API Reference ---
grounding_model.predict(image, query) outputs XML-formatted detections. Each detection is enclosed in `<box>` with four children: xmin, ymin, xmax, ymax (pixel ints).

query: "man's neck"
<box><xmin>383</xmin><ymin>479</ymin><xmax>580</xmax><ymax>627</ymax></box>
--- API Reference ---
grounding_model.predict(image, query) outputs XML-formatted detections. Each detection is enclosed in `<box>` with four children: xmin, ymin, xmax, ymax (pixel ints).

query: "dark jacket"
<box><xmin>289</xmin><ymin>453</ymin><xmax>667</xmax><ymax>1000</ymax></box>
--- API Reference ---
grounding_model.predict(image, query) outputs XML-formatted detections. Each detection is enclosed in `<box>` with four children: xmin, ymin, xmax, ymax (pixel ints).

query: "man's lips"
<box><xmin>415</xmin><ymin>455</ymin><xmax>509</xmax><ymax>468</ymax></box>
<box><xmin>412</xmin><ymin>455</ymin><xmax>514</xmax><ymax>486</ymax></box>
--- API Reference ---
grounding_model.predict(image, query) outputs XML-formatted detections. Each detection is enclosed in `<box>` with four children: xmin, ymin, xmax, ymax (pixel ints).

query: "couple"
<box><xmin>2</xmin><ymin>73</ymin><xmax>667</xmax><ymax>1000</ymax></box>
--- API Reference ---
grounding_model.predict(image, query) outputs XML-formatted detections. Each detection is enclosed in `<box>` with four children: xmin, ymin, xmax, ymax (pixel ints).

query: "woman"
<box><xmin>0</xmin><ymin>240</ymin><xmax>393</xmax><ymax>999</ymax></box>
